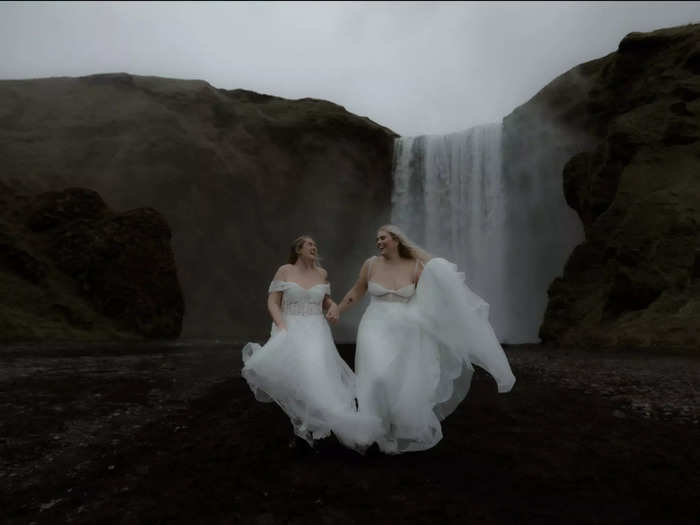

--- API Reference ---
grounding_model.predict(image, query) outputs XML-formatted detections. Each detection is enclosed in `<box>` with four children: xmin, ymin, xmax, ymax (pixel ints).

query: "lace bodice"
<box><xmin>269</xmin><ymin>280</ymin><xmax>330</xmax><ymax>316</ymax></box>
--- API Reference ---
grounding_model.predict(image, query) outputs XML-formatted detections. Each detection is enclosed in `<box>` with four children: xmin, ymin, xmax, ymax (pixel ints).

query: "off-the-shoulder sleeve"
<box><xmin>268</xmin><ymin>280</ymin><xmax>291</xmax><ymax>293</ymax></box>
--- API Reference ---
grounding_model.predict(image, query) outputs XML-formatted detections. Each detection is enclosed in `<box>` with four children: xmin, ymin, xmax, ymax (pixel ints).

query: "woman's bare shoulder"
<box><xmin>273</xmin><ymin>264</ymin><xmax>294</xmax><ymax>280</ymax></box>
<box><xmin>354</xmin><ymin>256</ymin><xmax>375</xmax><ymax>280</ymax></box>
<box><xmin>363</xmin><ymin>256</ymin><xmax>377</xmax><ymax>270</ymax></box>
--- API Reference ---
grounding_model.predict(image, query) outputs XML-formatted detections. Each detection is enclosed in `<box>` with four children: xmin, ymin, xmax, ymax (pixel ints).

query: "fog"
<box><xmin>2</xmin><ymin>1</ymin><xmax>700</xmax><ymax>135</ymax></box>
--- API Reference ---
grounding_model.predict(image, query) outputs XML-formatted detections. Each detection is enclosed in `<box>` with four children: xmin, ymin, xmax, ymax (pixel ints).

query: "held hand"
<box><xmin>325</xmin><ymin>302</ymin><xmax>340</xmax><ymax>325</ymax></box>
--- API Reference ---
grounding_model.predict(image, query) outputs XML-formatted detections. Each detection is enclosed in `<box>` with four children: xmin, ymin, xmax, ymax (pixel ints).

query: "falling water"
<box><xmin>391</xmin><ymin>124</ymin><xmax>583</xmax><ymax>343</ymax></box>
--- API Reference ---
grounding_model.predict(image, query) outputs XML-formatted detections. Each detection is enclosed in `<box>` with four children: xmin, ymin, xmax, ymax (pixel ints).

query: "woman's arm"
<box><xmin>319</xmin><ymin>268</ymin><xmax>340</xmax><ymax>324</ymax></box>
<box><xmin>267</xmin><ymin>291</ymin><xmax>286</xmax><ymax>331</ymax></box>
<box><xmin>267</xmin><ymin>265</ymin><xmax>288</xmax><ymax>330</ymax></box>
<box><xmin>323</xmin><ymin>295</ymin><xmax>339</xmax><ymax>324</ymax></box>
<box><xmin>322</xmin><ymin>295</ymin><xmax>334</xmax><ymax>310</ymax></box>
<box><xmin>414</xmin><ymin>260</ymin><xmax>424</xmax><ymax>283</ymax></box>
<box><xmin>337</xmin><ymin>258</ymin><xmax>371</xmax><ymax>314</ymax></box>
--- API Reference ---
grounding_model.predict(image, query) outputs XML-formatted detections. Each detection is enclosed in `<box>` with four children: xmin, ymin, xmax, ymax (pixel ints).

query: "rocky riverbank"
<box><xmin>1</xmin><ymin>342</ymin><xmax>697</xmax><ymax>524</ymax></box>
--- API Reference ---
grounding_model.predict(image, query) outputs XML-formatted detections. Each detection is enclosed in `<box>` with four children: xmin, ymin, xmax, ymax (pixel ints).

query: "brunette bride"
<box><xmin>241</xmin><ymin>235</ymin><xmax>379</xmax><ymax>452</ymax></box>
<box><xmin>337</xmin><ymin>224</ymin><xmax>515</xmax><ymax>454</ymax></box>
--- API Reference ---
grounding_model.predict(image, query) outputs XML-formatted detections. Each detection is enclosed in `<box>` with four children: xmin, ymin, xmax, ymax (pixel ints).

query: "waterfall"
<box><xmin>390</xmin><ymin>123</ymin><xmax>583</xmax><ymax>343</ymax></box>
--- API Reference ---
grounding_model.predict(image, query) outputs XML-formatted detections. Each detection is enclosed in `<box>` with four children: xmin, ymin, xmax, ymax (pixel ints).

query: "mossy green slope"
<box><xmin>512</xmin><ymin>23</ymin><xmax>700</xmax><ymax>350</ymax></box>
<box><xmin>0</xmin><ymin>184</ymin><xmax>183</xmax><ymax>342</ymax></box>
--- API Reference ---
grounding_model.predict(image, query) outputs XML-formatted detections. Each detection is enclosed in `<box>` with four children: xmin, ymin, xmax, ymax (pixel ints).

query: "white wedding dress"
<box><xmin>355</xmin><ymin>257</ymin><xmax>515</xmax><ymax>454</ymax></box>
<box><xmin>241</xmin><ymin>280</ymin><xmax>380</xmax><ymax>452</ymax></box>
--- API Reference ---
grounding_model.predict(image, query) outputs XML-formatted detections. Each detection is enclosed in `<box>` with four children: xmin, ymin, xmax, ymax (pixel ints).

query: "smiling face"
<box><xmin>297</xmin><ymin>237</ymin><xmax>318</xmax><ymax>260</ymax></box>
<box><xmin>376</xmin><ymin>229</ymin><xmax>398</xmax><ymax>256</ymax></box>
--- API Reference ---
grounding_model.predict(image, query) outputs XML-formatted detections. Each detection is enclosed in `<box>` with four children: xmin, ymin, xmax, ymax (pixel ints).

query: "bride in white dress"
<box><xmin>241</xmin><ymin>235</ymin><xmax>379</xmax><ymax>452</ymax></box>
<box><xmin>337</xmin><ymin>225</ymin><xmax>515</xmax><ymax>454</ymax></box>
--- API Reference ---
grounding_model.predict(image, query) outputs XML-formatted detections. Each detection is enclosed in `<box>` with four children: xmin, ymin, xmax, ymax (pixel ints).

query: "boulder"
<box><xmin>0</xmin><ymin>186</ymin><xmax>184</xmax><ymax>340</ymax></box>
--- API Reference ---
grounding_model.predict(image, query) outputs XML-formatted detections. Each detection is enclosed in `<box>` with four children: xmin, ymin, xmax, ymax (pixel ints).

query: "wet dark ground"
<box><xmin>1</xmin><ymin>341</ymin><xmax>698</xmax><ymax>524</ymax></box>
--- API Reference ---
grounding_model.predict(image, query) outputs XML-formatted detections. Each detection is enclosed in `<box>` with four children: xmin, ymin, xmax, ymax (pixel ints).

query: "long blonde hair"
<box><xmin>288</xmin><ymin>235</ymin><xmax>323</xmax><ymax>268</ymax></box>
<box><xmin>378</xmin><ymin>224</ymin><xmax>432</xmax><ymax>263</ymax></box>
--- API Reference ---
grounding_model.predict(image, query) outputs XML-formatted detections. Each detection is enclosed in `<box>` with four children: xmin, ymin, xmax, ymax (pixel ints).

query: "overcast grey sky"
<box><xmin>2</xmin><ymin>1</ymin><xmax>700</xmax><ymax>135</ymax></box>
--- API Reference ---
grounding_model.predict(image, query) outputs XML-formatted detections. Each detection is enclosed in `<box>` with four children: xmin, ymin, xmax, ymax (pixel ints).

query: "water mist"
<box><xmin>390</xmin><ymin>123</ymin><xmax>583</xmax><ymax>343</ymax></box>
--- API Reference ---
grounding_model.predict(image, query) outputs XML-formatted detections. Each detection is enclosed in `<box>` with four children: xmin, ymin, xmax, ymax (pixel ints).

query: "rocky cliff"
<box><xmin>0</xmin><ymin>185</ymin><xmax>183</xmax><ymax>340</ymax></box>
<box><xmin>0</xmin><ymin>74</ymin><xmax>396</xmax><ymax>340</ymax></box>
<box><xmin>505</xmin><ymin>23</ymin><xmax>700</xmax><ymax>350</ymax></box>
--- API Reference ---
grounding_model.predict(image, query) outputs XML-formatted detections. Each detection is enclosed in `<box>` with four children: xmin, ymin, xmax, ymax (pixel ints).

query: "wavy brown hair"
<box><xmin>288</xmin><ymin>235</ymin><xmax>323</xmax><ymax>267</ymax></box>
<box><xmin>378</xmin><ymin>224</ymin><xmax>432</xmax><ymax>263</ymax></box>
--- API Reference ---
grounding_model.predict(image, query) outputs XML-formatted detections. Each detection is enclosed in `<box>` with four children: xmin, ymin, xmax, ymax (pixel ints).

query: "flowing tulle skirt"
<box><xmin>355</xmin><ymin>257</ymin><xmax>515</xmax><ymax>454</ymax></box>
<box><xmin>356</xmin><ymin>301</ymin><xmax>446</xmax><ymax>453</ymax></box>
<box><xmin>242</xmin><ymin>315</ymin><xmax>380</xmax><ymax>452</ymax></box>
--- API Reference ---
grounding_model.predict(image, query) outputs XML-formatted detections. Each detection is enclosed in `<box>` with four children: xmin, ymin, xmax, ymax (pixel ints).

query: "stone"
<box><xmin>0</xmin><ymin>186</ymin><xmax>183</xmax><ymax>340</ymax></box>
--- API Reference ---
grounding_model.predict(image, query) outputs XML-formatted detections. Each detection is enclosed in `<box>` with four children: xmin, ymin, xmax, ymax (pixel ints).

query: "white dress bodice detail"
<box><xmin>366</xmin><ymin>256</ymin><xmax>417</xmax><ymax>304</ymax></box>
<box><xmin>269</xmin><ymin>280</ymin><xmax>329</xmax><ymax>316</ymax></box>
<box><xmin>367</xmin><ymin>281</ymin><xmax>416</xmax><ymax>303</ymax></box>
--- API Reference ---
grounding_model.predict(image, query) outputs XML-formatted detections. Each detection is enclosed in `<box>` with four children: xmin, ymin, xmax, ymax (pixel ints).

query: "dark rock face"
<box><xmin>509</xmin><ymin>24</ymin><xmax>700</xmax><ymax>350</ymax></box>
<box><xmin>0</xmin><ymin>74</ymin><xmax>396</xmax><ymax>340</ymax></box>
<box><xmin>500</xmin><ymin>64</ymin><xmax>592</xmax><ymax>341</ymax></box>
<box><xmin>0</xmin><ymin>186</ymin><xmax>184</xmax><ymax>340</ymax></box>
